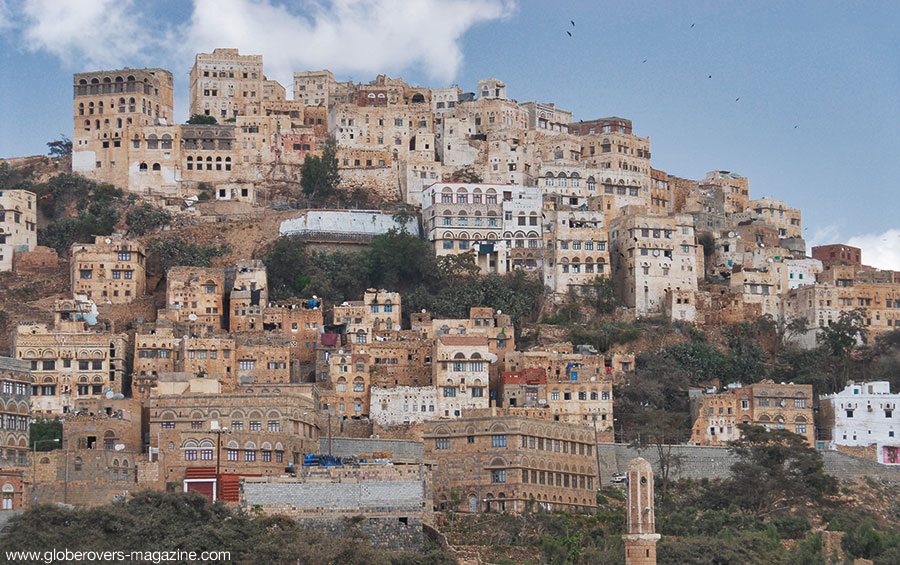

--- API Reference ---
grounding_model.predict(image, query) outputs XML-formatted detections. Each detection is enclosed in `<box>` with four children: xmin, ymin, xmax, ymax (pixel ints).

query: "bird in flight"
<box><xmin>794</xmin><ymin>125</ymin><xmax>798</xmax><ymax>129</ymax></box>
<box><xmin>691</xmin><ymin>23</ymin><xmax>695</xmax><ymax>28</ymax></box>
<box><xmin>642</xmin><ymin>59</ymin><xmax>647</xmax><ymax>63</ymax></box>
<box><xmin>708</xmin><ymin>75</ymin><xmax>712</xmax><ymax>79</ymax></box>
<box><xmin>566</xmin><ymin>31</ymin><xmax>572</xmax><ymax>37</ymax></box>
<box><xmin>571</xmin><ymin>20</ymin><xmax>575</xmax><ymax>26</ymax></box>
<box><xmin>735</xmin><ymin>97</ymin><xmax>740</xmax><ymax>101</ymax></box>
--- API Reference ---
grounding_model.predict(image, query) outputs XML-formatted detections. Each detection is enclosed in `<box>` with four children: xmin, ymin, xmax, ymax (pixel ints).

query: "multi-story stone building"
<box><xmin>72</xmin><ymin>67</ymin><xmax>175</xmax><ymax>188</ymax></box>
<box><xmin>747</xmin><ymin>197</ymin><xmax>802</xmax><ymax>239</ymax></box>
<box><xmin>424</xmin><ymin>409</ymin><xmax>598</xmax><ymax>513</ymax></box>
<box><xmin>433</xmin><ymin>336</ymin><xmax>490</xmax><ymax>418</ymax></box>
<box><xmin>0</xmin><ymin>357</ymin><xmax>30</xmax><ymax>468</ymax></box>
<box><xmin>13</xmin><ymin>299</ymin><xmax>128</xmax><ymax>415</ymax></box>
<box><xmin>333</xmin><ymin>289</ymin><xmax>401</xmax><ymax>344</ymax></box>
<box><xmin>689</xmin><ymin>381</ymin><xmax>814</xmax><ymax>446</ymax></box>
<box><xmin>70</xmin><ymin>235</ymin><xmax>146</xmax><ymax>304</ymax></box>
<box><xmin>189</xmin><ymin>48</ymin><xmax>265</xmax><ymax>119</ymax></box>
<box><xmin>370</xmin><ymin>385</ymin><xmax>440</xmax><ymax>427</ymax></box>
<box><xmin>319</xmin><ymin>347</ymin><xmax>372</xmax><ymax>420</ymax></box>
<box><xmin>701</xmin><ymin>170</ymin><xmax>749</xmax><ymax>216</ymax></box>
<box><xmin>0</xmin><ymin>189</ymin><xmax>37</xmax><ymax>272</ymax></box>
<box><xmin>262</xmin><ymin>299</ymin><xmax>323</xmax><ymax>364</ymax></box>
<box><xmin>609</xmin><ymin>212</ymin><xmax>699</xmax><ymax>319</ymax></box>
<box><xmin>543</xmin><ymin>206</ymin><xmax>609</xmax><ymax>293</ymax></box>
<box><xmin>820</xmin><ymin>381</ymin><xmax>900</xmax><ymax>464</ymax></box>
<box><xmin>784</xmin><ymin>265</ymin><xmax>900</xmax><ymax>349</ymax></box>
<box><xmin>62</xmin><ymin>397</ymin><xmax>142</xmax><ymax>453</ymax></box>
<box><xmin>148</xmin><ymin>377</ymin><xmax>318</xmax><ymax>499</ymax></box>
<box><xmin>229</xmin><ymin>259</ymin><xmax>267</xmax><ymax>332</ymax></box>
<box><xmin>161</xmin><ymin>267</ymin><xmax>225</xmax><ymax>335</ymax></box>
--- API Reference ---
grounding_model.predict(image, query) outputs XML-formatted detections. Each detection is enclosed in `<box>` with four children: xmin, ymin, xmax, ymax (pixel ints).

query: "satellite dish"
<box><xmin>312</xmin><ymin>295</ymin><xmax>318</xmax><ymax>299</ymax></box>
<box><xmin>105</xmin><ymin>390</ymin><xmax>115</xmax><ymax>399</ymax></box>
<box><xmin>497</xmin><ymin>310</ymin><xmax>502</xmax><ymax>314</ymax></box>
<box><xmin>182</xmin><ymin>335</ymin><xmax>189</xmax><ymax>341</ymax></box>
<box><xmin>188</xmin><ymin>313</ymin><xmax>198</xmax><ymax>321</ymax></box>
<box><xmin>114</xmin><ymin>444</ymin><xmax>125</xmax><ymax>451</ymax></box>
<box><xmin>728</xmin><ymin>232</ymin><xmax>735</xmax><ymax>238</ymax></box>
<box><xmin>652</xmin><ymin>249</ymin><xmax>660</xmax><ymax>257</ymax></box>
<box><xmin>105</xmin><ymin>238</ymin><xmax>112</xmax><ymax>244</ymax></box>
<box><xmin>421</xmin><ymin>309</ymin><xmax>426</xmax><ymax>313</ymax></box>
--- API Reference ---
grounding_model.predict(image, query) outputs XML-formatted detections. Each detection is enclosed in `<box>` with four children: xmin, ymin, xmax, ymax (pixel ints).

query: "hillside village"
<box><xmin>1</xmin><ymin>48</ymin><xmax>900</xmax><ymax>564</ymax></box>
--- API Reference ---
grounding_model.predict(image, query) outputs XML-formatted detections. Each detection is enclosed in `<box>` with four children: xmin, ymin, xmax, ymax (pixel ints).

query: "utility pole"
<box><xmin>593</xmin><ymin>416</ymin><xmax>602</xmax><ymax>490</ymax></box>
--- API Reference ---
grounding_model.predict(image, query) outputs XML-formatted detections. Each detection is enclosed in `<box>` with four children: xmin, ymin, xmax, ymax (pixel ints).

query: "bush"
<box><xmin>148</xmin><ymin>236</ymin><xmax>228</xmax><ymax>271</ymax></box>
<box><xmin>125</xmin><ymin>203</ymin><xmax>172</xmax><ymax>235</ymax></box>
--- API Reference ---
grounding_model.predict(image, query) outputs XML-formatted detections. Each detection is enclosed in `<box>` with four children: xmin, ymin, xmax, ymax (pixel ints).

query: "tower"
<box><xmin>623</xmin><ymin>457</ymin><xmax>660</xmax><ymax>565</ymax></box>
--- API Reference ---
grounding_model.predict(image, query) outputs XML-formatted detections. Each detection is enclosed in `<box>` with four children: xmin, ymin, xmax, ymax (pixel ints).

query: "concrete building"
<box><xmin>0</xmin><ymin>189</ymin><xmax>37</xmax><ymax>272</ymax></box>
<box><xmin>370</xmin><ymin>386</ymin><xmax>439</xmax><ymax>427</ymax></box>
<box><xmin>0</xmin><ymin>357</ymin><xmax>30</xmax><ymax>468</ymax></box>
<box><xmin>70</xmin><ymin>235</ymin><xmax>146</xmax><ymax>304</ymax></box>
<box><xmin>13</xmin><ymin>299</ymin><xmax>127</xmax><ymax>416</ymax></box>
<box><xmin>609</xmin><ymin>212</ymin><xmax>699</xmax><ymax>319</ymax></box>
<box><xmin>690</xmin><ymin>381</ymin><xmax>814</xmax><ymax>446</ymax></box>
<box><xmin>424</xmin><ymin>409</ymin><xmax>598</xmax><ymax>513</ymax></box>
<box><xmin>821</xmin><ymin>381</ymin><xmax>900</xmax><ymax>464</ymax></box>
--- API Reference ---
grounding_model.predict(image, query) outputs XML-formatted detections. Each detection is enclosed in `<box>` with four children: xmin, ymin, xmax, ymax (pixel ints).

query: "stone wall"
<box><xmin>322</xmin><ymin>437</ymin><xmax>424</xmax><ymax>461</ymax></box>
<box><xmin>596</xmin><ymin>443</ymin><xmax>900</xmax><ymax>484</ymax></box>
<box><xmin>295</xmin><ymin>516</ymin><xmax>423</xmax><ymax>552</ymax></box>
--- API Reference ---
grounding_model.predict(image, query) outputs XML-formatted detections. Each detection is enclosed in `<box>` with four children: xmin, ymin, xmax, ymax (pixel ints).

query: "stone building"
<box><xmin>784</xmin><ymin>265</ymin><xmax>900</xmax><ymax>349</ymax></box>
<box><xmin>820</xmin><ymin>381</ymin><xmax>900</xmax><ymax>464</ymax></box>
<box><xmin>333</xmin><ymin>289</ymin><xmax>401</xmax><ymax>344</ymax></box>
<box><xmin>70</xmin><ymin>235</ymin><xmax>146</xmax><ymax>304</ymax></box>
<box><xmin>148</xmin><ymin>378</ymin><xmax>318</xmax><ymax>497</ymax></box>
<box><xmin>543</xmin><ymin>206</ymin><xmax>609</xmax><ymax>294</ymax></box>
<box><xmin>229</xmin><ymin>259</ymin><xmax>267</xmax><ymax>332</ymax></box>
<box><xmin>133</xmin><ymin>328</ymin><xmax>179</xmax><ymax>400</ymax></box>
<box><xmin>433</xmin><ymin>336</ymin><xmax>490</xmax><ymax>418</ymax></box>
<box><xmin>262</xmin><ymin>299</ymin><xmax>323</xmax><ymax>364</ymax></box>
<box><xmin>690</xmin><ymin>381</ymin><xmax>814</xmax><ymax>446</ymax></box>
<box><xmin>189</xmin><ymin>48</ymin><xmax>265</xmax><ymax>119</ymax></box>
<box><xmin>13</xmin><ymin>299</ymin><xmax>127</xmax><ymax>416</ymax></box>
<box><xmin>318</xmin><ymin>347</ymin><xmax>372</xmax><ymax>420</ymax></box>
<box><xmin>432</xmin><ymin>307</ymin><xmax>514</xmax><ymax>375</ymax></box>
<box><xmin>748</xmin><ymin>197</ymin><xmax>802</xmax><ymax>239</ymax></box>
<box><xmin>71</xmin><ymin>68</ymin><xmax>175</xmax><ymax>190</ymax></box>
<box><xmin>161</xmin><ymin>266</ymin><xmax>225</xmax><ymax>335</ymax></box>
<box><xmin>424</xmin><ymin>409</ymin><xmax>598</xmax><ymax>513</ymax></box>
<box><xmin>609</xmin><ymin>212</ymin><xmax>699</xmax><ymax>319</ymax></box>
<box><xmin>31</xmin><ymin>446</ymin><xmax>141</xmax><ymax>507</ymax></box>
<box><xmin>0</xmin><ymin>469</ymin><xmax>25</xmax><ymax>512</ymax></box>
<box><xmin>0</xmin><ymin>357</ymin><xmax>30</xmax><ymax>468</ymax></box>
<box><xmin>701</xmin><ymin>170</ymin><xmax>750</xmax><ymax>216</ymax></box>
<box><xmin>0</xmin><ymin>189</ymin><xmax>37</xmax><ymax>272</ymax></box>
<box><xmin>63</xmin><ymin>397</ymin><xmax>142</xmax><ymax>454</ymax></box>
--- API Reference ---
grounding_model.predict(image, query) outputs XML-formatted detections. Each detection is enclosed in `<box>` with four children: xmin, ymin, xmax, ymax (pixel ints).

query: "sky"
<box><xmin>0</xmin><ymin>0</ymin><xmax>898</xmax><ymax>269</ymax></box>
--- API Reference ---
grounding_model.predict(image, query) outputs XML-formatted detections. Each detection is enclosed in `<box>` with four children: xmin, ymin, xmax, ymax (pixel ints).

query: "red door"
<box><xmin>186</xmin><ymin>480</ymin><xmax>215</xmax><ymax>502</ymax></box>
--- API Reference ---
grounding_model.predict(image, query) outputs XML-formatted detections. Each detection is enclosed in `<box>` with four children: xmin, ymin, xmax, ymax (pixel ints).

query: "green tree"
<box><xmin>585</xmin><ymin>275</ymin><xmax>617</xmax><ymax>315</ymax></box>
<box><xmin>728</xmin><ymin>424</ymin><xmax>836</xmax><ymax>519</ymax></box>
<box><xmin>186</xmin><ymin>114</ymin><xmax>217</xmax><ymax>125</ymax></box>
<box><xmin>300</xmin><ymin>136</ymin><xmax>341</xmax><ymax>200</ymax></box>
<box><xmin>125</xmin><ymin>203</ymin><xmax>172</xmax><ymax>235</ymax></box>
<box><xmin>818</xmin><ymin>308</ymin><xmax>868</xmax><ymax>390</ymax></box>
<box><xmin>29</xmin><ymin>419</ymin><xmax>62</xmax><ymax>450</ymax></box>
<box><xmin>628</xmin><ymin>409</ymin><xmax>690</xmax><ymax>502</ymax></box>
<box><xmin>148</xmin><ymin>236</ymin><xmax>227</xmax><ymax>272</ymax></box>
<box><xmin>46</xmin><ymin>135</ymin><xmax>72</xmax><ymax>157</ymax></box>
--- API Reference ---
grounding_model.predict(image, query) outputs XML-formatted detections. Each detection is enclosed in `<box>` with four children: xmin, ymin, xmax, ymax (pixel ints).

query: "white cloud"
<box><xmin>847</xmin><ymin>229</ymin><xmax>900</xmax><ymax>271</ymax></box>
<box><xmin>181</xmin><ymin>0</ymin><xmax>514</xmax><ymax>88</ymax></box>
<box><xmin>19</xmin><ymin>0</ymin><xmax>158</xmax><ymax>68</ymax></box>
<box><xmin>11</xmin><ymin>0</ymin><xmax>513</xmax><ymax>87</ymax></box>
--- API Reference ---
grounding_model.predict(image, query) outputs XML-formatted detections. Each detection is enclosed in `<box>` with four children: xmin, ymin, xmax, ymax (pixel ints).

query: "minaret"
<box><xmin>623</xmin><ymin>457</ymin><xmax>660</xmax><ymax>565</ymax></box>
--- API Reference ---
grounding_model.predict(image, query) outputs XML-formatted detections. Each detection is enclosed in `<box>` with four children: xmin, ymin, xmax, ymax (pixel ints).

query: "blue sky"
<box><xmin>1</xmin><ymin>0</ymin><xmax>898</xmax><ymax>268</ymax></box>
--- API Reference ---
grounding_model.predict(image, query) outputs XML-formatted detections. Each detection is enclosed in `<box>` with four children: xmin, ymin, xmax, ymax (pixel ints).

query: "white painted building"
<box><xmin>822</xmin><ymin>381</ymin><xmax>900</xmax><ymax>464</ymax></box>
<box><xmin>369</xmin><ymin>385</ymin><xmax>439</xmax><ymax>427</ymax></box>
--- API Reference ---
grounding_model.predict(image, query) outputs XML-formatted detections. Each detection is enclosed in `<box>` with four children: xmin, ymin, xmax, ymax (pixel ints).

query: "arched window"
<box><xmin>139</xmin><ymin>163</ymin><xmax>148</xmax><ymax>172</ymax></box>
<box><xmin>152</xmin><ymin>163</ymin><xmax>161</xmax><ymax>171</ymax></box>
